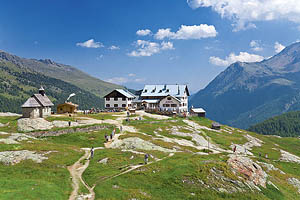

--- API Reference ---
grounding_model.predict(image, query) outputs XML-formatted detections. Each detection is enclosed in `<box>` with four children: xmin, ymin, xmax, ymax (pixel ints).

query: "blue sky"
<box><xmin>0</xmin><ymin>0</ymin><xmax>300</xmax><ymax>92</ymax></box>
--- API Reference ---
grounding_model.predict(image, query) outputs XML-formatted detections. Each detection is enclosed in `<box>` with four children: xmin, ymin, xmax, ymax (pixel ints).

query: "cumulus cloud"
<box><xmin>76</xmin><ymin>39</ymin><xmax>103</xmax><ymax>48</ymax></box>
<box><xmin>250</xmin><ymin>40</ymin><xmax>263</xmax><ymax>52</ymax></box>
<box><xmin>128</xmin><ymin>40</ymin><xmax>174</xmax><ymax>57</ymax></box>
<box><xmin>136</xmin><ymin>29</ymin><xmax>152</xmax><ymax>36</ymax></box>
<box><xmin>209</xmin><ymin>52</ymin><xmax>264</xmax><ymax>67</ymax></box>
<box><xmin>105</xmin><ymin>76</ymin><xmax>145</xmax><ymax>85</ymax></box>
<box><xmin>187</xmin><ymin>0</ymin><xmax>300</xmax><ymax>31</ymax></box>
<box><xmin>108</xmin><ymin>45</ymin><xmax>120</xmax><ymax>50</ymax></box>
<box><xmin>274</xmin><ymin>42</ymin><xmax>285</xmax><ymax>53</ymax></box>
<box><xmin>128</xmin><ymin>73</ymin><xmax>136</xmax><ymax>77</ymax></box>
<box><xmin>154</xmin><ymin>24</ymin><xmax>217</xmax><ymax>40</ymax></box>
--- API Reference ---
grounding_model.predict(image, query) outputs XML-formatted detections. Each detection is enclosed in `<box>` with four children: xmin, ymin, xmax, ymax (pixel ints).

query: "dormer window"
<box><xmin>166</xmin><ymin>89</ymin><xmax>169</xmax><ymax>92</ymax></box>
<box><xmin>167</xmin><ymin>97</ymin><xmax>172</xmax><ymax>100</ymax></box>
<box><xmin>144</xmin><ymin>89</ymin><xmax>147</xmax><ymax>93</ymax></box>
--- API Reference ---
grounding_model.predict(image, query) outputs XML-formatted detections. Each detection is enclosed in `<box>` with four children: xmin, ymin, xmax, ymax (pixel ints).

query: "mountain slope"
<box><xmin>0</xmin><ymin>50</ymin><xmax>123</xmax><ymax>98</ymax></box>
<box><xmin>190</xmin><ymin>42</ymin><xmax>300</xmax><ymax>129</ymax></box>
<box><xmin>0</xmin><ymin>60</ymin><xmax>104</xmax><ymax>113</ymax></box>
<box><xmin>248</xmin><ymin>110</ymin><xmax>300</xmax><ymax>137</ymax></box>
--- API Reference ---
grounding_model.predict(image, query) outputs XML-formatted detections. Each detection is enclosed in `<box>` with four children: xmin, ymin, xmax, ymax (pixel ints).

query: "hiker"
<box><xmin>90</xmin><ymin>147</ymin><xmax>94</xmax><ymax>159</ymax></box>
<box><xmin>265</xmin><ymin>154</ymin><xmax>268</xmax><ymax>159</ymax></box>
<box><xmin>259</xmin><ymin>152</ymin><xmax>262</xmax><ymax>157</ymax></box>
<box><xmin>144</xmin><ymin>154</ymin><xmax>149</xmax><ymax>164</ymax></box>
<box><xmin>244</xmin><ymin>147</ymin><xmax>247</xmax><ymax>154</ymax></box>
<box><xmin>104</xmin><ymin>134</ymin><xmax>108</xmax><ymax>142</ymax></box>
<box><xmin>120</xmin><ymin>126</ymin><xmax>122</xmax><ymax>133</ymax></box>
<box><xmin>233</xmin><ymin>145</ymin><xmax>237</xmax><ymax>153</ymax></box>
<box><xmin>110</xmin><ymin>132</ymin><xmax>113</xmax><ymax>140</ymax></box>
<box><xmin>68</xmin><ymin>121</ymin><xmax>71</xmax><ymax>127</ymax></box>
<box><xmin>112</xmin><ymin>129</ymin><xmax>115</xmax><ymax>138</ymax></box>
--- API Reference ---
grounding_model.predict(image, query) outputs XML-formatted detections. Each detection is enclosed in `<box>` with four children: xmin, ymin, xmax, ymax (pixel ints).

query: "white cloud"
<box><xmin>155</xmin><ymin>24</ymin><xmax>217</xmax><ymax>40</ymax></box>
<box><xmin>105</xmin><ymin>76</ymin><xmax>145</xmax><ymax>85</ymax></box>
<box><xmin>250</xmin><ymin>40</ymin><xmax>263</xmax><ymax>52</ymax></box>
<box><xmin>76</xmin><ymin>39</ymin><xmax>104</xmax><ymax>48</ymax></box>
<box><xmin>136</xmin><ymin>29</ymin><xmax>152</xmax><ymax>36</ymax></box>
<box><xmin>210</xmin><ymin>52</ymin><xmax>264</xmax><ymax>67</ymax></box>
<box><xmin>187</xmin><ymin>0</ymin><xmax>300</xmax><ymax>31</ymax></box>
<box><xmin>274</xmin><ymin>42</ymin><xmax>285</xmax><ymax>53</ymax></box>
<box><xmin>96</xmin><ymin>55</ymin><xmax>104</xmax><ymax>60</ymax></box>
<box><xmin>128</xmin><ymin>40</ymin><xmax>174</xmax><ymax>57</ymax></box>
<box><xmin>108</xmin><ymin>45</ymin><xmax>120</xmax><ymax>50</ymax></box>
<box><xmin>128</xmin><ymin>73</ymin><xmax>136</xmax><ymax>77</ymax></box>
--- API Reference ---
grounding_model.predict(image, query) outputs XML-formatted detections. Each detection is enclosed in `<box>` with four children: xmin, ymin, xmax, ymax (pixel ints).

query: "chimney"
<box><xmin>39</xmin><ymin>86</ymin><xmax>45</xmax><ymax>96</ymax></box>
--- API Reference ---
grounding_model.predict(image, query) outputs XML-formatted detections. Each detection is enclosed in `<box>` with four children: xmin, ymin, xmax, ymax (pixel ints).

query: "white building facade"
<box><xmin>104</xmin><ymin>89</ymin><xmax>135</xmax><ymax>110</ymax></box>
<box><xmin>137</xmin><ymin>84</ymin><xmax>189</xmax><ymax>113</ymax></box>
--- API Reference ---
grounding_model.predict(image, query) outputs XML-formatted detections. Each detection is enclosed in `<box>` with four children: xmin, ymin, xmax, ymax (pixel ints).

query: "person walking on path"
<box><xmin>68</xmin><ymin>121</ymin><xmax>71</xmax><ymax>127</ymax></box>
<box><xmin>105</xmin><ymin>134</ymin><xmax>108</xmax><ymax>142</ymax></box>
<box><xmin>90</xmin><ymin>147</ymin><xmax>94</xmax><ymax>159</ymax></box>
<box><xmin>233</xmin><ymin>145</ymin><xmax>237</xmax><ymax>154</ymax></box>
<box><xmin>144</xmin><ymin>154</ymin><xmax>149</xmax><ymax>164</ymax></box>
<box><xmin>110</xmin><ymin>132</ymin><xmax>113</xmax><ymax>140</ymax></box>
<box><xmin>120</xmin><ymin>126</ymin><xmax>122</xmax><ymax>133</ymax></box>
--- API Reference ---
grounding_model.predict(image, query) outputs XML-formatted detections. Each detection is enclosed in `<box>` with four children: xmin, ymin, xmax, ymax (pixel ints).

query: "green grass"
<box><xmin>0</xmin><ymin>116</ymin><xmax>20</xmax><ymax>133</ymax></box>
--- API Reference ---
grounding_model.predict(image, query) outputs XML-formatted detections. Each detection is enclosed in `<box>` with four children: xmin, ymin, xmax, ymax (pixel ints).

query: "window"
<box><xmin>128</xmin><ymin>104</ymin><xmax>131</xmax><ymax>107</ymax></box>
<box><xmin>114</xmin><ymin>97</ymin><xmax>118</xmax><ymax>101</ymax></box>
<box><xmin>167</xmin><ymin>97</ymin><xmax>172</xmax><ymax>100</ymax></box>
<box><xmin>106</xmin><ymin>104</ymin><xmax>110</xmax><ymax>108</ymax></box>
<box><xmin>144</xmin><ymin>89</ymin><xmax>147</xmax><ymax>93</ymax></box>
<box><xmin>114</xmin><ymin>104</ymin><xmax>118</xmax><ymax>108</ymax></box>
<box><xmin>122</xmin><ymin>97</ymin><xmax>126</xmax><ymax>101</ymax></box>
<box><xmin>106</xmin><ymin>97</ymin><xmax>110</xmax><ymax>101</ymax></box>
<box><xmin>165</xmin><ymin>104</ymin><xmax>170</xmax><ymax>107</ymax></box>
<box><xmin>171</xmin><ymin>104</ymin><xmax>177</xmax><ymax>107</ymax></box>
<box><xmin>166</xmin><ymin>89</ymin><xmax>169</xmax><ymax>92</ymax></box>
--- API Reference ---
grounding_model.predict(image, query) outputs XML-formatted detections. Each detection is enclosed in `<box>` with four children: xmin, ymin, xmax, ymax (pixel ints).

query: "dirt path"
<box><xmin>68</xmin><ymin>147</ymin><xmax>103</xmax><ymax>200</ymax></box>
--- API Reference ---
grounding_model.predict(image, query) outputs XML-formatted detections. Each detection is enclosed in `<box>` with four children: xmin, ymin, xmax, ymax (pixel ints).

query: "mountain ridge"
<box><xmin>190</xmin><ymin>42</ymin><xmax>300</xmax><ymax>129</ymax></box>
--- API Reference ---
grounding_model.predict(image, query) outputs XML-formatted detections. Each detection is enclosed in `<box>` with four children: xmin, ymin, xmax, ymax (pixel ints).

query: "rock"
<box><xmin>0</xmin><ymin>112</ymin><xmax>21</xmax><ymax>117</ymax></box>
<box><xmin>51</xmin><ymin>120</ymin><xmax>79</xmax><ymax>128</ymax></box>
<box><xmin>0</xmin><ymin>133</ymin><xmax>37</xmax><ymax>144</ymax></box>
<box><xmin>18</xmin><ymin>118</ymin><xmax>53</xmax><ymax>132</ymax></box>
<box><xmin>218</xmin><ymin>188</ymin><xmax>228</xmax><ymax>193</ymax></box>
<box><xmin>288</xmin><ymin>178</ymin><xmax>300</xmax><ymax>193</ymax></box>
<box><xmin>267</xmin><ymin>181</ymin><xmax>280</xmax><ymax>191</ymax></box>
<box><xmin>98</xmin><ymin>157</ymin><xmax>108</xmax><ymax>164</ymax></box>
<box><xmin>109</xmin><ymin>137</ymin><xmax>176</xmax><ymax>153</ymax></box>
<box><xmin>0</xmin><ymin>150</ymin><xmax>48</xmax><ymax>165</ymax></box>
<box><xmin>230</xmin><ymin>134</ymin><xmax>263</xmax><ymax>155</ymax></box>
<box><xmin>280</xmin><ymin>150</ymin><xmax>300</xmax><ymax>164</ymax></box>
<box><xmin>227</xmin><ymin>155</ymin><xmax>267</xmax><ymax>188</ymax></box>
<box><xmin>258</xmin><ymin>162</ymin><xmax>285</xmax><ymax>174</ymax></box>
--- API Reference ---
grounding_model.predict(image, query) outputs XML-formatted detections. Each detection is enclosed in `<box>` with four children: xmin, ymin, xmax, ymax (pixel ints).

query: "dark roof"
<box><xmin>33</xmin><ymin>94</ymin><xmax>54</xmax><ymax>107</ymax></box>
<box><xmin>21</xmin><ymin>94</ymin><xmax>54</xmax><ymax>108</ymax></box>
<box><xmin>21</xmin><ymin>97</ymin><xmax>41</xmax><ymax>108</ymax></box>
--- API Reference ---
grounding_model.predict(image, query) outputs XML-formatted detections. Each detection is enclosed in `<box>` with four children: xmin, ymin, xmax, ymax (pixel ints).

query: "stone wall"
<box><xmin>27</xmin><ymin>125</ymin><xmax>109</xmax><ymax>137</ymax></box>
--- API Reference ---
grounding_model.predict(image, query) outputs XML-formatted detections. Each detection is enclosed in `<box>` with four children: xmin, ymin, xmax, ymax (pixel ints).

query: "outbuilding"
<box><xmin>212</xmin><ymin>122</ymin><xmax>221</xmax><ymax>130</ymax></box>
<box><xmin>190</xmin><ymin>108</ymin><xmax>206</xmax><ymax>117</ymax></box>
<box><xmin>104</xmin><ymin>89</ymin><xmax>136</xmax><ymax>110</ymax></box>
<box><xmin>57</xmin><ymin>102</ymin><xmax>78</xmax><ymax>114</ymax></box>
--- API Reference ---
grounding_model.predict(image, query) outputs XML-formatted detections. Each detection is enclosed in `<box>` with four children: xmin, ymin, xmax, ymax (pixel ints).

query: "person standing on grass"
<box><xmin>110</xmin><ymin>132</ymin><xmax>113</xmax><ymax>140</ymax></box>
<box><xmin>104</xmin><ymin>134</ymin><xmax>108</xmax><ymax>142</ymax></box>
<box><xmin>90</xmin><ymin>147</ymin><xmax>94</xmax><ymax>159</ymax></box>
<box><xmin>68</xmin><ymin>121</ymin><xmax>71</xmax><ymax>127</ymax></box>
<box><xmin>144</xmin><ymin>154</ymin><xmax>149</xmax><ymax>164</ymax></box>
<box><xmin>120</xmin><ymin>126</ymin><xmax>122</xmax><ymax>133</ymax></box>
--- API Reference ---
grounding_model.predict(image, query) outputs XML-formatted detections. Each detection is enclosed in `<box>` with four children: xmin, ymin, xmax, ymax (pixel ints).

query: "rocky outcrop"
<box><xmin>280</xmin><ymin>150</ymin><xmax>300</xmax><ymax>164</ymax></box>
<box><xmin>0</xmin><ymin>133</ymin><xmax>37</xmax><ymax>144</ymax></box>
<box><xmin>109</xmin><ymin>137</ymin><xmax>176</xmax><ymax>153</ymax></box>
<box><xmin>0</xmin><ymin>150</ymin><xmax>49</xmax><ymax>165</ymax></box>
<box><xmin>288</xmin><ymin>178</ymin><xmax>300</xmax><ymax>194</ymax></box>
<box><xmin>0</xmin><ymin>112</ymin><xmax>21</xmax><ymax>117</ymax></box>
<box><xmin>227</xmin><ymin>155</ymin><xmax>267</xmax><ymax>188</ymax></box>
<box><xmin>18</xmin><ymin>118</ymin><xmax>53</xmax><ymax>132</ymax></box>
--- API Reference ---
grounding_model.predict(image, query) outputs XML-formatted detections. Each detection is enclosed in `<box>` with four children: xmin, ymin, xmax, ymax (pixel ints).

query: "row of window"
<box><xmin>162</xmin><ymin>104</ymin><xmax>178</xmax><ymax>107</ymax></box>
<box><xmin>106</xmin><ymin>97</ymin><xmax>133</xmax><ymax>101</ymax></box>
<box><xmin>106</xmin><ymin>104</ymin><xmax>132</xmax><ymax>108</ymax></box>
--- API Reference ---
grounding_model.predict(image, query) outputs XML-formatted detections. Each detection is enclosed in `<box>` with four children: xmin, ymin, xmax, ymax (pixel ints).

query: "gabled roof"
<box><xmin>58</xmin><ymin>102</ymin><xmax>78</xmax><ymax>107</ymax></box>
<box><xmin>191</xmin><ymin>108</ymin><xmax>206</xmax><ymax>113</ymax></box>
<box><xmin>104</xmin><ymin>89</ymin><xmax>136</xmax><ymax>98</ymax></box>
<box><xmin>33</xmin><ymin>94</ymin><xmax>54</xmax><ymax>107</ymax></box>
<box><xmin>22</xmin><ymin>97</ymin><xmax>41</xmax><ymax>108</ymax></box>
<box><xmin>140</xmin><ymin>84</ymin><xmax>189</xmax><ymax>97</ymax></box>
<box><xmin>163</xmin><ymin>95</ymin><xmax>181</xmax><ymax>103</ymax></box>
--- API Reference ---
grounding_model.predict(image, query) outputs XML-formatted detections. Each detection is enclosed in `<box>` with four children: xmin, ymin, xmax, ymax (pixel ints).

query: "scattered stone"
<box><xmin>98</xmin><ymin>157</ymin><xmax>108</xmax><ymax>164</ymax></box>
<box><xmin>109</xmin><ymin>137</ymin><xmax>176</xmax><ymax>153</ymax></box>
<box><xmin>267</xmin><ymin>181</ymin><xmax>280</xmax><ymax>191</ymax></box>
<box><xmin>51</xmin><ymin>120</ymin><xmax>79</xmax><ymax>128</ymax></box>
<box><xmin>112</xmin><ymin>185</ymin><xmax>120</xmax><ymax>189</ymax></box>
<box><xmin>258</xmin><ymin>162</ymin><xmax>285</xmax><ymax>174</ymax></box>
<box><xmin>76</xmin><ymin>193</ymin><xmax>93</xmax><ymax>200</ymax></box>
<box><xmin>0</xmin><ymin>150</ymin><xmax>48</xmax><ymax>165</ymax></box>
<box><xmin>227</xmin><ymin>155</ymin><xmax>267</xmax><ymax>188</ymax></box>
<box><xmin>0</xmin><ymin>133</ymin><xmax>37</xmax><ymax>144</ymax></box>
<box><xmin>288</xmin><ymin>178</ymin><xmax>300</xmax><ymax>193</ymax></box>
<box><xmin>230</xmin><ymin>134</ymin><xmax>263</xmax><ymax>155</ymax></box>
<box><xmin>280</xmin><ymin>150</ymin><xmax>300</xmax><ymax>164</ymax></box>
